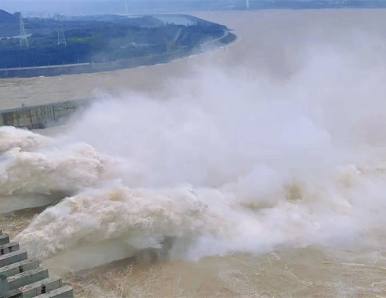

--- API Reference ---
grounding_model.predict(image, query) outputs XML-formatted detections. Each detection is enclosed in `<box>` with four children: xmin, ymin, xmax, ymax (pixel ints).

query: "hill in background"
<box><xmin>0</xmin><ymin>11</ymin><xmax>235</xmax><ymax>77</ymax></box>
<box><xmin>0</xmin><ymin>9</ymin><xmax>19</xmax><ymax>37</ymax></box>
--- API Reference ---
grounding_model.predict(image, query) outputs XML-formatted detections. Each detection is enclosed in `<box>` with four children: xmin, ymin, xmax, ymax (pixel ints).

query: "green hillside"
<box><xmin>0</xmin><ymin>13</ymin><xmax>235</xmax><ymax>71</ymax></box>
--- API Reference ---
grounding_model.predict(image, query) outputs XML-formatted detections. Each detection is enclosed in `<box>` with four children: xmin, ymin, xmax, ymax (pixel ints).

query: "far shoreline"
<box><xmin>0</xmin><ymin>30</ymin><xmax>236</xmax><ymax>79</ymax></box>
<box><xmin>0</xmin><ymin>13</ymin><xmax>236</xmax><ymax>79</ymax></box>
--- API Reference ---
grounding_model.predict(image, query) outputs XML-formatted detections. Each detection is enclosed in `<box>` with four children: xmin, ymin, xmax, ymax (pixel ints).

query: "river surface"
<box><xmin>2</xmin><ymin>10</ymin><xmax>386</xmax><ymax>297</ymax></box>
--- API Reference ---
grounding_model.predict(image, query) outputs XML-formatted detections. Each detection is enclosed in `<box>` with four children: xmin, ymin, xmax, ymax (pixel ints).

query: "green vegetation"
<box><xmin>0</xmin><ymin>13</ymin><xmax>235</xmax><ymax>70</ymax></box>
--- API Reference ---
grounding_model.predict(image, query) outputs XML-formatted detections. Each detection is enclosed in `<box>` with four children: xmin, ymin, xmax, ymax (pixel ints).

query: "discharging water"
<box><xmin>2</xmin><ymin>9</ymin><xmax>386</xmax><ymax>297</ymax></box>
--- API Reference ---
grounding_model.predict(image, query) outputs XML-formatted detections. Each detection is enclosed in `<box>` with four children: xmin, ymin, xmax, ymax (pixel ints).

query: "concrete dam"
<box><xmin>0</xmin><ymin>231</ymin><xmax>74</xmax><ymax>297</ymax></box>
<box><xmin>0</xmin><ymin>99</ymin><xmax>90</xmax><ymax>130</ymax></box>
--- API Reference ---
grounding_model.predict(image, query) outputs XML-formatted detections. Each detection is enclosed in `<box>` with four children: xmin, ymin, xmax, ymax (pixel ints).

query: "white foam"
<box><xmin>0</xmin><ymin>126</ymin><xmax>50</xmax><ymax>153</ymax></box>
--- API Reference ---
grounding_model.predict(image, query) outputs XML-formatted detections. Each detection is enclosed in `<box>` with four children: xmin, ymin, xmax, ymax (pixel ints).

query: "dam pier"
<box><xmin>0</xmin><ymin>231</ymin><xmax>73</xmax><ymax>298</ymax></box>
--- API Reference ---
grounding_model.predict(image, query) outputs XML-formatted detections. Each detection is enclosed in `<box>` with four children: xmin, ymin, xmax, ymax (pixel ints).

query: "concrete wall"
<box><xmin>0</xmin><ymin>99</ymin><xmax>90</xmax><ymax>129</ymax></box>
<box><xmin>0</xmin><ymin>274</ymin><xmax>9</xmax><ymax>298</ymax></box>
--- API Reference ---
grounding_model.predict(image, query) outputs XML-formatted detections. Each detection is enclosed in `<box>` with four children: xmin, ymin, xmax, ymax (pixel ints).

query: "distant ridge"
<box><xmin>0</xmin><ymin>9</ymin><xmax>17</xmax><ymax>23</ymax></box>
<box><xmin>0</xmin><ymin>14</ymin><xmax>235</xmax><ymax>77</ymax></box>
<box><xmin>0</xmin><ymin>9</ymin><xmax>19</xmax><ymax>37</ymax></box>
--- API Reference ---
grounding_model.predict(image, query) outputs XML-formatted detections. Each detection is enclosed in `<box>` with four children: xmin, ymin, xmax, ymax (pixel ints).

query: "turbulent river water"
<box><xmin>2</xmin><ymin>9</ymin><xmax>386</xmax><ymax>297</ymax></box>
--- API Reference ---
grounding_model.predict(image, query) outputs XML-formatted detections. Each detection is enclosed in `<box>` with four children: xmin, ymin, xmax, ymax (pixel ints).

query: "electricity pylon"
<box><xmin>55</xmin><ymin>15</ymin><xmax>67</xmax><ymax>47</ymax></box>
<box><xmin>124</xmin><ymin>0</ymin><xmax>129</xmax><ymax>14</ymax></box>
<box><xmin>57</xmin><ymin>30</ymin><xmax>67</xmax><ymax>47</ymax></box>
<box><xmin>18</xmin><ymin>12</ymin><xmax>29</xmax><ymax>48</ymax></box>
